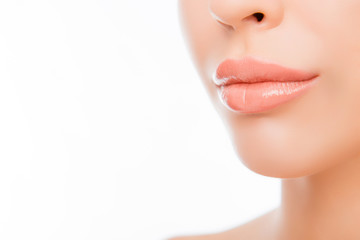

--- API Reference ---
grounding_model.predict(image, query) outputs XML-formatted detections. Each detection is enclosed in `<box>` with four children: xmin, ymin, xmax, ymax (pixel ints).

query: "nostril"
<box><xmin>243</xmin><ymin>12</ymin><xmax>265</xmax><ymax>23</ymax></box>
<box><xmin>253</xmin><ymin>12</ymin><xmax>264</xmax><ymax>22</ymax></box>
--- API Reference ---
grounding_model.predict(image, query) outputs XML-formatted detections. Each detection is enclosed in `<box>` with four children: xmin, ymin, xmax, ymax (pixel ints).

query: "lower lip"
<box><xmin>217</xmin><ymin>77</ymin><xmax>320</xmax><ymax>114</ymax></box>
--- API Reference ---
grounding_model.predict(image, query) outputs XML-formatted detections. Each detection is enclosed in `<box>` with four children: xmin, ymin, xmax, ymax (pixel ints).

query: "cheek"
<box><xmin>178</xmin><ymin>0</ymin><xmax>227</xmax><ymax>73</ymax></box>
<box><xmin>178</xmin><ymin>0</ymin><xmax>228</xmax><ymax>100</ymax></box>
<box><xmin>178</xmin><ymin>0</ymin><xmax>211</xmax><ymax>58</ymax></box>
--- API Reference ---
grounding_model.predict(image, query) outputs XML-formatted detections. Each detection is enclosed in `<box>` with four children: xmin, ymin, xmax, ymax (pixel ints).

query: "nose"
<box><xmin>209</xmin><ymin>0</ymin><xmax>284</xmax><ymax>31</ymax></box>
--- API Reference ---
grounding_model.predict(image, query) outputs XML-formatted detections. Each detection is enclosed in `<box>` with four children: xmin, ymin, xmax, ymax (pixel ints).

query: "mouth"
<box><xmin>213</xmin><ymin>56</ymin><xmax>320</xmax><ymax>114</ymax></box>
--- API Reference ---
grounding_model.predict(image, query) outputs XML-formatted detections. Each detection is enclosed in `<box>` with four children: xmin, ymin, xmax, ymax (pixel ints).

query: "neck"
<box><xmin>277</xmin><ymin>156</ymin><xmax>360</xmax><ymax>239</ymax></box>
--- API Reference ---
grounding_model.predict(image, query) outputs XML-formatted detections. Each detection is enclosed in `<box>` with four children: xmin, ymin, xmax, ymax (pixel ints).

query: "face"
<box><xmin>178</xmin><ymin>0</ymin><xmax>360</xmax><ymax>178</ymax></box>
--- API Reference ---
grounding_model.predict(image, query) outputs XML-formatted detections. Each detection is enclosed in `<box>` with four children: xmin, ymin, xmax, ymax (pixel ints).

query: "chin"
<box><xmin>231</xmin><ymin>137</ymin><xmax>338</xmax><ymax>179</ymax></box>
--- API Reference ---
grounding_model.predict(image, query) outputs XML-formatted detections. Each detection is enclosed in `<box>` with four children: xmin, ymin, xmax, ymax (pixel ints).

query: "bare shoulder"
<box><xmin>167</xmin><ymin>208</ymin><xmax>278</xmax><ymax>240</ymax></box>
<box><xmin>167</xmin><ymin>234</ymin><xmax>222</xmax><ymax>240</ymax></box>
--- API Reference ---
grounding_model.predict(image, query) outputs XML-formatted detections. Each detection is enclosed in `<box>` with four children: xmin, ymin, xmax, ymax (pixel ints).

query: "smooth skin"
<box><xmin>172</xmin><ymin>0</ymin><xmax>360</xmax><ymax>239</ymax></box>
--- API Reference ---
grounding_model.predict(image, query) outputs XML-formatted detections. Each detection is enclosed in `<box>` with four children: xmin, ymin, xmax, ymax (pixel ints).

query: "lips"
<box><xmin>213</xmin><ymin>56</ymin><xmax>320</xmax><ymax>114</ymax></box>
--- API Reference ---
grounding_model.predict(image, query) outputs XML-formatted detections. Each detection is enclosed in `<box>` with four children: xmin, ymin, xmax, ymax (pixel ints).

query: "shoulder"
<box><xmin>166</xmin><ymin>230</ymin><xmax>239</xmax><ymax>240</ymax></box>
<box><xmin>167</xmin><ymin>237</ymin><xmax>194</xmax><ymax>240</ymax></box>
<box><xmin>167</xmin><ymin>208</ymin><xmax>279</xmax><ymax>240</ymax></box>
<box><xmin>167</xmin><ymin>234</ymin><xmax>220</xmax><ymax>240</ymax></box>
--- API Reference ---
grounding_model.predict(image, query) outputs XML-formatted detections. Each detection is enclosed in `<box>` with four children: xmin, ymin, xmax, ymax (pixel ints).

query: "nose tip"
<box><xmin>209</xmin><ymin>0</ymin><xmax>284</xmax><ymax>31</ymax></box>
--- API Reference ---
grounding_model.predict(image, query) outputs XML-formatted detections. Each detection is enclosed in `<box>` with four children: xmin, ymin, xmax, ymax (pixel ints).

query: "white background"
<box><xmin>0</xmin><ymin>1</ymin><xmax>280</xmax><ymax>239</ymax></box>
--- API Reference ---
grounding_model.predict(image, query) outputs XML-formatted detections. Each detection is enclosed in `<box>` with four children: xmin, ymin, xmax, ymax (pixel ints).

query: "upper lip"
<box><xmin>213</xmin><ymin>56</ymin><xmax>319</xmax><ymax>86</ymax></box>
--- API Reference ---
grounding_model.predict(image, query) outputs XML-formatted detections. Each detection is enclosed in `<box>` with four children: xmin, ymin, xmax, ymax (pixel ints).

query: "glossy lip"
<box><xmin>214</xmin><ymin>56</ymin><xmax>319</xmax><ymax>86</ymax></box>
<box><xmin>213</xmin><ymin>56</ymin><xmax>320</xmax><ymax>114</ymax></box>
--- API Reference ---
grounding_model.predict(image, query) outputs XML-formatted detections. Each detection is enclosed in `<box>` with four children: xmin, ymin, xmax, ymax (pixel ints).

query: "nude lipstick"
<box><xmin>213</xmin><ymin>56</ymin><xmax>320</xmax><ymax>114</ymax></box>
